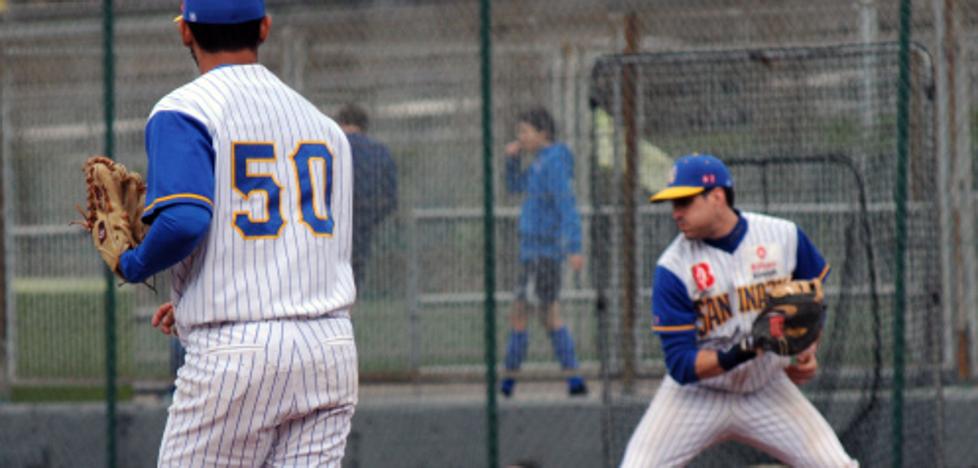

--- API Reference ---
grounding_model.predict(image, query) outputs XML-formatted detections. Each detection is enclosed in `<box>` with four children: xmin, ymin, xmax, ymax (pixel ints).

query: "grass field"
<box><xmin>6</xmin><ymin>274</ymin><xmax>910</xmax><ymax>402</ymax></box>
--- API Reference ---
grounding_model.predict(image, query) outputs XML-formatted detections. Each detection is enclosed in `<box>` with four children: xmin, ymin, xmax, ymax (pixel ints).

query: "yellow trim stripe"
<box><xmin>818</xmin><ymin>264</ymin><xmax>831</xmax><ymax>281</ymax></box>
<box><xmin>652</xmin><ymin>324</ymin><xmax>696</xmax><ymax>332</ymax></box>
<box><xmin>145</xmin><ymin>193</ymin><xmax>214</xmax><ymax>212</ymax></box>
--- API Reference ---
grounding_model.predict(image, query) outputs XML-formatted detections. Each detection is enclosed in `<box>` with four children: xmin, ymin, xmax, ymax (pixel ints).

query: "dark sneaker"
<box><xmin>568</xmin><ymin>376</ymin><xmax>588</xmax><ymax>396</ymax></box>
<box><xmin>501</xmin><ymin>377</ymin><xmax>516</xmax><ymax>397</ymax></box>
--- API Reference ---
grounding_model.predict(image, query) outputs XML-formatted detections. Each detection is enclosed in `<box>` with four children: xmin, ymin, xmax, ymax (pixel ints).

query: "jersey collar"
<box><xmin>703</xmin><ymin>211</ymin><xmax>747</xmax><ymax>254</ymax></box>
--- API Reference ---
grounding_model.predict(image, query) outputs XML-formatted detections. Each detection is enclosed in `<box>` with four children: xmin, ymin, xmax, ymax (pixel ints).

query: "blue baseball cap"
<box><xmin>175</xmin><ymin>0</ymin><xmax>266</xmax><ymax>24</ymax></box>
<box><xmin>649</xmin><ymin>154</ymin><xmax>733</xmax><ymax>202</ymax></box>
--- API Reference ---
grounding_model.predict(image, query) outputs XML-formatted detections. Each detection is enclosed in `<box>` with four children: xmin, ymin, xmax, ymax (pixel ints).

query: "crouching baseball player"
<box><xmin>620</xmin><ymin>154</ymin><xmax>857</xmax><ymax>467</ymax></box>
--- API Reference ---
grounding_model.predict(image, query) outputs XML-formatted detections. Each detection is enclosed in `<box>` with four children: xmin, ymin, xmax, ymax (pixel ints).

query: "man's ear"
<box><xmin>259</xmin><ymin>15</ymin><xmax>272</xmax><ymax>44</ymax></box>
<box><xmin>708</xmin><ymin>187</ymin><xmax>725</xmax><ymax>204</ymax></box>
<box><xmin>179</xmin><ymin>20</ymin><xmax>194</xmax><ymax>47</ymax></box>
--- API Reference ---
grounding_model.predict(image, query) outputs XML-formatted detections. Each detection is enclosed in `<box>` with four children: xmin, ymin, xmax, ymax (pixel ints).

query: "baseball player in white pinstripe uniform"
<box><xmin>117</xmin><ymin>1</ymin><xmax>358</xmax><ymax>466</ymax></box>
<box><xmin>620</xmin><ymin>155</ymin><xmax>856</xmax><ymax>467</ymax></box>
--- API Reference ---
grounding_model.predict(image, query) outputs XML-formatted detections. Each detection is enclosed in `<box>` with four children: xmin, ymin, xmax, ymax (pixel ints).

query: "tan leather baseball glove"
<box><xmin>73</xmin><ymin>155</ymin><xmax>148</xmax><ymax>279</ymax></box>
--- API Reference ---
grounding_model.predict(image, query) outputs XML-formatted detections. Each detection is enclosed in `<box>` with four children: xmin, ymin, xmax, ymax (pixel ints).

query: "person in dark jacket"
<box><xmin>338</xmin><ymin>104</ymin><xmax>398</xmax><ymax>293</ymax></box>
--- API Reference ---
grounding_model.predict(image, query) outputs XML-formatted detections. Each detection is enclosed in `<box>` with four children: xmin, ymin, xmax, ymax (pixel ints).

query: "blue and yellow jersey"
<box><xmin>651</xmin><ymin>212</ymin><xmax>828</xmax><ymax>393</ymax></box>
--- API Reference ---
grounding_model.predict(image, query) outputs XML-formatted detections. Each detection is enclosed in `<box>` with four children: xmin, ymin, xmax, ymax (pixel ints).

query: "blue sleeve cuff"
<box><xmin>119</xmin><ymin>203</ymin><xmax>211</xmax><ymax>283</ymax></box>
<box><xmin>660</xmin><ymin>331</ymin><xmax>699</xmax><ymax>384</ymax></box>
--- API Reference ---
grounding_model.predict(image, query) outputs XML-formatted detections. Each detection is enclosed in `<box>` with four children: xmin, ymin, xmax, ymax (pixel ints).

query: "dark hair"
<box><xmin>722</xmin><ymin>187</ymin><xmax>735</xmax><ymax>207</ymax></box>
<box><xmin>337</xmin><ymin>104</ymin><xmax>370</xmax><ymax>131</ymax></box>
<box><xmin>187</xmin><ymin>19</ymin><xmax>263</xmax><ymax>54</ymax></box>
<box><xmin>699</xmin><ymin>186</ymin><xmax>735</xmax><ymax>208</ymax></box>
<box><xmin>517</xmin><ymin>106</ymin><xmax>556</xmax><ymax>141</ymax></box>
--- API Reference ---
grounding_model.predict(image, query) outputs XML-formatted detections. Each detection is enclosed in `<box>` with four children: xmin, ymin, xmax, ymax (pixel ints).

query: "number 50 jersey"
<box><xmin>144</xmin><ymin>64</ymin><xmax>355</xmax><ymax>328</ymax></box>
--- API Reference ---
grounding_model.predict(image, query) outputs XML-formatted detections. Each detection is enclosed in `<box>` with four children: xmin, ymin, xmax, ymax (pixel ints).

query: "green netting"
<box><xmin>589</xmin><ymin>43</ymin><xmax>950</xmax><ymax>466</ymax></box>
<box><xmin>0</xmin><ymin>1</ymin><xmax>976</xmax><ymax>467</ymax></box>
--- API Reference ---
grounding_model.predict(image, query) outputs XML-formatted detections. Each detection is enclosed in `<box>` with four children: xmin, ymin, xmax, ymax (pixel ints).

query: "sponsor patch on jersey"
<box><xmin>691</xmin><ymin>262</ymin><xmax>715</xmax><ymax>291</ymax></box>
<box><xmin>748</xmin><ymin>243</ymin><xmax>781</xmax><ymax>279</ymax></box>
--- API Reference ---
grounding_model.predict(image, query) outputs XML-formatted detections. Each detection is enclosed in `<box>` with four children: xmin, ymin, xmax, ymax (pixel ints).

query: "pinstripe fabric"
<box><xmin>657</xmin><ymin>212</ymin><xmax>797</xmax><ymax>393</ymax></box>
<box><xmin>152</xmin><ymin>64</ymin><xmax>355</xmax><ymax>329</ymax></box>
<box><xmin>620</xmin><ymin>375</ymin><xmax>856</xmax><ymax>468</ymax></box>
<box><xmin>620</xmin><ymin>377</ymin><xmax>732</xmax><ymax>467</ymax></box>
<box><xmin>621</xmin><ymin>212</ymin><xmax>855</xmax><ymax>467</ymax></box>
<box><xmin>151</xmin><ymin>64</ymin><xmax>357</xmax><ymax>466</ymax></box>
<box><xmin>733</xmin><ymin>373</ymin><xmax>857</xmax><ymax>467</ymax></box>
<box><xmin>159</xmin><ymin>314</ymin><xmax>358</xmax><ymax>467</ymax></box>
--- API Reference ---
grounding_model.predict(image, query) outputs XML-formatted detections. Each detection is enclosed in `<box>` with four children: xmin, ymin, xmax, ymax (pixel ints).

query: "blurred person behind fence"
<box><xmin>338</xmin><ymin>104</ymin><xmax>398</xmax><ymax>293</ymax></box>
<box><xmin>500</xmin><ymin>106</ymin><xmax>587</xmax><ymax>398</ymax></box>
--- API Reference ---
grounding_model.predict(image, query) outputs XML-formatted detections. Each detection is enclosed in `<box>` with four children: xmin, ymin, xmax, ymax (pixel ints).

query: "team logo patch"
<box><xmin>749</xmin><ymin>244</ymin><xmax>780</xmax><ymax>279</ymax></box>
<box><xmin>691</xmin><ymin>262</ymin><xmax>715</xmax><ymax>291</ymax></box>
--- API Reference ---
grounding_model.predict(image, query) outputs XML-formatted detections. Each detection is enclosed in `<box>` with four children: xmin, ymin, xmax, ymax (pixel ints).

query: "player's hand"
<box><xmin>568</xmin><ymin>254</ymin><xmax>585</xmax><ymax>272</ymax></box>
<box><xmin>151</xmin><ymin>302</ymin><xmax>177</xmax><ymax>336</ymax></box>
<box><xmin>785</xmin><ymin>343</ymin><xmax>818</xmax><ymax>385</ymax></box>
<box><xmin>505</xmin><ymin>140</ymin><xmax>522</xmax><ymax>157</ymax></box>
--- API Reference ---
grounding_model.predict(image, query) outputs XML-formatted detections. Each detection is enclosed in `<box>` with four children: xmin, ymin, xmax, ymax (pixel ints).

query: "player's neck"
<box><xmin>708</xmin><ymin>208</ymin><xmax>740</xmax><ymax>240</ymax></box>
<box><xmin>196</xmin><ymin>49</ymin><xmax>259</xmax><ymax>75</ymax></box>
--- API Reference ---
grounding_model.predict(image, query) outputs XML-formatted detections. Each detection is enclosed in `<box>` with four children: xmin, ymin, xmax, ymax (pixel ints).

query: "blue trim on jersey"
<box><xmin>143</xmin><ymin>111</ymin><xmax>215</xmax><ymax>222</ymax></box>
<box><xmin>119</xmin><ymin>203</ymin><xmax>212</xmax><ymax>283</ymax></box>
<box><xmin>793</xmin><ymin>226</ymin><xmax>830</xmax><ymax>281</ymax></box>
<box><xmin>651</xmin><ymin>266</ymin><xmax>700</xmax><ymax>384</ymax></box>
<box><xmin>703</xmin><ymin>212</ymin><xmax>747</xmax><ymax>253</ymax></box>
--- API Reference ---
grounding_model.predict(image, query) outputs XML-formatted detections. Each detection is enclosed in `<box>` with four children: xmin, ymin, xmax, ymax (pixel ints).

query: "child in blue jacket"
<box><xmin>501</xmin><ymin>107</ymin><xmax>586</xmax><ymax>397</ymax></box>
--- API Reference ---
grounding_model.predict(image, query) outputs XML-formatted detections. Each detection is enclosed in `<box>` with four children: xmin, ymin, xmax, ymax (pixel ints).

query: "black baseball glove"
<box><xmin>749</xmin><ymin>278</ymin><xmax>826</xmax><ymax>356</ymax></box>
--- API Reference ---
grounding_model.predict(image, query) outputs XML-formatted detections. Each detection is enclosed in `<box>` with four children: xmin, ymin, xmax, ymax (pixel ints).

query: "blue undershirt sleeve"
<box><xmin>651</xmin><ymin>266</ymin><xmax>700</xmax><ymax>384</ymax></box>
<box><xmin>118</xmin><ymin>203</ymin><xmax>211</xmax><ymax>283</ymax></box>
<box><xmin>660</xmin><ymin>331</ymin><xmax>699</xmax><ymax>384</ymax></box>
<box><xmin>793</xmin><ymin>226</ymin><xmax>830</xmax><ymax>281</ymax></box>
<box><xmin>142</xmin><ymin>111</ymin><xmax>215</xmax><ymax>222</ymax></box>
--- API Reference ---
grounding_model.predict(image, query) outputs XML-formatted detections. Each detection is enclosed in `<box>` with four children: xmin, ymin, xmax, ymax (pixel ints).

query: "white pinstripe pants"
<box><xmin>158</xmin><ymin>314</ymin><xmax>358</xmax><ymax>467</ymax></box>
<box><xmin>620</xmin><ymin>374</ymin><xmax>857</xmax><ymax>468</ymax></box>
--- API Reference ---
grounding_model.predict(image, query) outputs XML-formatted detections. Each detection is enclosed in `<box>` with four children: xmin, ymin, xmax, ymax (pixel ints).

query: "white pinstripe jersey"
<box><xmin>657</xmin><ymin>212</ymin><xmax>800</xmax><ymax>393</ymax></box>
<box><xmin>149</xmin><ymin>64</ymin><xmax>355</xmax><ymax>329</ymax></box>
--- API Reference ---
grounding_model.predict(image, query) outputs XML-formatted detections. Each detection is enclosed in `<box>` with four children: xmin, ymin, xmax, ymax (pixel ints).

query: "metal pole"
<box><xmin>940</xmin><ymin>0</ymin><xmax>977</xmax><ymax>381</ymax></box>
<box><xmin>102</xmin><ymin>1</ymin><xmax>117</xmax><ymax>467</ymax></box>
<box><xmin>479</xmin><ymin>0</ymin><xmax>499</xmax><ymax>467</ymax></box>
<box><xmin>932</xmin><ymin>0</ymin><xmax>957</xmax><ymax>379</ymax></box>
<box><xmin>949</xmin><ymin>0</ymin><xmax>978</xmax><ymax>380</ymax></box>
<box><xmin>587</xmin><ymin>96</ymin><xmax>614</xmax><ymax>468</ymax></box>
<box><xmin>0</xmin><ymin>53</ymin><xmax>8</xmax><ymax>401</ymax></box>
<box><xmin>859</xmin><ymin>0</ymin><xmax>878</xmax><ymax>132</ymax></box>
<box><xmin>892</xmin><ymin>0</ymin><xmax>912</xmax><ymax>466</ymax></box>
<box><xmin>619</xmin><ymin>12</ymin><xmax>639</xmax><ymax>394</ymax></box>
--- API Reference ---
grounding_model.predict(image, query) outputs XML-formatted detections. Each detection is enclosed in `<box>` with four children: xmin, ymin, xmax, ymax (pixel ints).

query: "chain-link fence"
<box><xmin>0</xmin><ymin>1</ymin><xmax>976</xmax><ymax>467</ymax></box>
